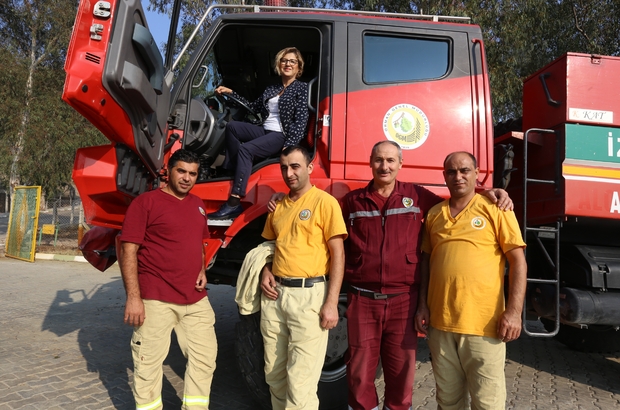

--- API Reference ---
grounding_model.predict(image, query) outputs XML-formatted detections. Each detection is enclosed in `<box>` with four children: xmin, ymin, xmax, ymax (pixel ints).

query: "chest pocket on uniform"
<box><xmin>390</xmin><ymin>210</ymin><xmax>421</xmax><ymax>253</ymax></box>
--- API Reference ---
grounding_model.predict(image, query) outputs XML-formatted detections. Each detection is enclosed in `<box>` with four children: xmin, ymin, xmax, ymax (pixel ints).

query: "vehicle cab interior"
<box><xmin>172</xmin><ymin>22</ymin><xmax>327</xmax><ymax>182</ymax></box>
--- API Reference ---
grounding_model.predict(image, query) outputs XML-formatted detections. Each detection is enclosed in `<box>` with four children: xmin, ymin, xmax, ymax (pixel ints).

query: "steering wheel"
<box><xmin>216</xmin><ymin>92</ymin><xmax>260</xmax><ymax>123</ymax></box>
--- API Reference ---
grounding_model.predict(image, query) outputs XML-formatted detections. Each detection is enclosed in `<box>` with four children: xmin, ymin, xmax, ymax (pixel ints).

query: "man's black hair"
<box><xmin>169</xmin><ymin>149</ymin><xmax>200</xmax><ymax>169</ymax></box>
<box><xmin>281</xmin><ymin>145</ymin><xmax>312</xmax><ymax>165</ymax></box>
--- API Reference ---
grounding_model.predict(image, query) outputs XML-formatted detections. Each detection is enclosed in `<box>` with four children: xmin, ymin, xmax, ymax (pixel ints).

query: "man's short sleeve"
<box><xmin>119</xmin><ymin>198</ymin><xmax>148</xmax><ymax>244</ymax></box>
<box><xmin>202</xmin><ymin>219</ymin><xmax>210</xmax><ymax>240</ymax></box>
<box><xmin>194</xmin><ymin>197</ymin><xmax>210</xmax><ymax>240</ymax></box>
<box><xmin>321</xmin><ymin>195</ymin><xmax>348</xmax><ymax>242</ymax></box>
<box><xmin>497</xmin><ymin>210</ymin><xmax>526</xmax><ymax>253</ymax></box>
<box><xmin>262</xmin><ymin>212</ymin><xmax>276</xmax><ymax>240</ymax></box>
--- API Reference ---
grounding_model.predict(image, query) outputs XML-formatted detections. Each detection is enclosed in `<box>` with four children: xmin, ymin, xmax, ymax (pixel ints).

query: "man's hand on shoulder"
<box><xmin>481</xmin><ymin>188</ymin><xmax>513</xmax><ymax>211</ymax></box>
<box><xmin>124</xmin><ymin>296</ymin><xmax>145</xmax><ymax>327</ymax></box>
<box><xmin>260</xmin><ymin>263</ymin><xmax>279</xmax><ymax>300</ymax></box>
<box><xmin>267</xmin><ymin>192</ymin><xmax>285</xmax><ymax>213</ymax></box>
<box><xmin>319</xmin><ymin>301</ymin><xmax>339</xmax><ymax>330</ymax></box>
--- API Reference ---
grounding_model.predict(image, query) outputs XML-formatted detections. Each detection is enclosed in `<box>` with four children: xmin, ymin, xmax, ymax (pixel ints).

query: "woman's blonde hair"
<box><xmin>274</xmin><ymin>47</ymin><xmax>304</xmax><ymax>78</ymax></box>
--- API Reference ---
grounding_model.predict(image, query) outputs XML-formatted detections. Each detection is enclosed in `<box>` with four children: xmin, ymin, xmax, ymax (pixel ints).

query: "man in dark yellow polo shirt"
<box><xmin>259</xmin><ymin>145</ymin><xmax>347</xmax><ymax>410</ymax></box>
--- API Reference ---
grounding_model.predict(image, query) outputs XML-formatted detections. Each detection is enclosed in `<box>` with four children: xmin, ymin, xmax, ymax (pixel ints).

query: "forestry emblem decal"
<box><xmin>383</xmin><ymin>104</ymin><xmax>430</xmax><ymax>150</ymax></box>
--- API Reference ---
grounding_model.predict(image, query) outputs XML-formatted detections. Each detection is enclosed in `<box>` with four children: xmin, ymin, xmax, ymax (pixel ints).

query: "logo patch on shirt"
<box><xmin>402</xmin><ymin>197</ymin><xmax>414</xmax><ymax>208</ymax></box>
<box><xmin>299</xmin><ymin>209</ymin><xmax>311</xmax><ymax>221</ymax></box>
<box><xmin>471</xmin><ymin>216</ymin><xmax>486</xmax><ymax>230</ymax></box>
<box><xmin>199</xmin><ymin>207</ymin><xmax>206</xmax><ymax>216</ymax></box>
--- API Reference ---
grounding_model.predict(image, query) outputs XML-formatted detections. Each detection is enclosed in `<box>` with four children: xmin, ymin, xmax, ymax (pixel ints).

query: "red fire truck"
<box><xmin>63</xmin><ymin>2</ymin><xmax>620</xmax><ymax>408</ymax></box>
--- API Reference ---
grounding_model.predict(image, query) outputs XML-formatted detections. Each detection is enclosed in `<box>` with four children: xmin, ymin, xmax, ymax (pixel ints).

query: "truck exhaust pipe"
<box><xmin>532</xmin><ymin>285</ymin><xmax>620</xmax><ymax>326</ymax></box>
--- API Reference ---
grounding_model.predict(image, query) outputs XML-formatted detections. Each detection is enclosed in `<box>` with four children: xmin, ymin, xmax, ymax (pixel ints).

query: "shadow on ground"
<box><xmin>41</xmin><ymin>278</ymin><xmax>186</xmax><ymax>409</ymax></box>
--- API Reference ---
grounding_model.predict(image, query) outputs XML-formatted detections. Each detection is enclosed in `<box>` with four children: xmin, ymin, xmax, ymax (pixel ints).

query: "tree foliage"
<box><xmin>0</xmin><ymin>0</ymin><xmax>106</xmax><ymax>197</ymax></box>
<box><xmin>468</xmin><ymin>0</ymin><xmax>620</xmax><ymax>120</ymax></box>
<box><xmin>2</xmin><ymin>0</ymin><xmax>619</xmax><ymax>197</ymax></box>
<box><xmin>17</xmin><ymin>63</ymin><xmax>107</xmax><ymax>197</ymax></box>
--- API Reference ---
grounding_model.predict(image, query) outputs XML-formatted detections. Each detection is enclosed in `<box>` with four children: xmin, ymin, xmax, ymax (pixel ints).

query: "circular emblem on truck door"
<box><xmin>382</xmin><ymin>104</ymin><xmax>430</xmax><ymax>150</ymax></box>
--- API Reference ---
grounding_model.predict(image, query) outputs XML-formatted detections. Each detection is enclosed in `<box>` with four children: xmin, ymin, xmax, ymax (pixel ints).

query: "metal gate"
<box><xmin>5</xmin><ymin>186</ymin><xmax>41</xmax><ymax>262</ymax></box>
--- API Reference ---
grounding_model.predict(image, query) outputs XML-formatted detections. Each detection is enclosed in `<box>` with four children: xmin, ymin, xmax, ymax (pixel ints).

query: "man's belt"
<box><xmin>352</xmin><ymin>288</ymin><xmax>404</xmax><ymax>300</ymax></box>
<box><xmin>274</xmin><ymin>275</ymin><xmax>328</xmax><ymax>288</ymax></box>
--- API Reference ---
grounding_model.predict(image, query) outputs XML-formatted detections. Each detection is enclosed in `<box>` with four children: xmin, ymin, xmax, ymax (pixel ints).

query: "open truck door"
<box><xmin>64</xmin><ymin>0</ymin><xmax>173</xmax><ymax>181</ymax></box>
<box><xmin>63</xmin><ymin>0</ymin><xmax>177</xmax><ymax>227</ymax></box>
<box><xmin>100</xmin><ymin>0</ymin><xmax>171</xmax><ymax>176</ymax></box>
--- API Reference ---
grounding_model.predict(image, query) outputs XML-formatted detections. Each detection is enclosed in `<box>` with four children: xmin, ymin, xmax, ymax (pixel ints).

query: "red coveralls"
<box><xmin>340</xmin><ymin>180</ymin><xmax>442</xmax><ymax>410</ymax></box>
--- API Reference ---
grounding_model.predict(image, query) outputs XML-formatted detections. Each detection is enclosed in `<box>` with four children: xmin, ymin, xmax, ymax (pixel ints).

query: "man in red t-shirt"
<box><xmin>119</xmin><ymin>149</ymin><xmax>216</xmax><ymax>410</ymax></box>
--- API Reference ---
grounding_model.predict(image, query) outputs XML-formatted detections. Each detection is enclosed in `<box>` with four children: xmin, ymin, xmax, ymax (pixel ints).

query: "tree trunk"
<box><xmin>9</xmin><ymin>24</ymin><xmax>41</xmax><ymax>193</ymax></box>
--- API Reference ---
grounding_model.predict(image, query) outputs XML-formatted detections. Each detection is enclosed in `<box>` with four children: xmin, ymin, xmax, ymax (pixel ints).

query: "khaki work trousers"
<box><xmin>131</xmin><ymin>297</ymin><xmax>217</xmax><ymax>410</ymax></box>
<box><xmin>260</xmin><ymin>281</ymin><xmax>328</xmax><ymax>410</ymax></box>
<box><xmin>427</xmin><ymin>327</ymin><xmax>506</xmax><ymax>410</ymax></box>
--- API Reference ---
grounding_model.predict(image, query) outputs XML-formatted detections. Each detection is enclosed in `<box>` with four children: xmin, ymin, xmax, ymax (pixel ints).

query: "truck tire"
<box><xmin>542</xmin><ymin>319</ymin><xmax>620</xmax><ymax>353</ymax></box>
<box><xmin>235</xmin><ymin>296</ymin><xmax>349</xmax><ymax>410</ymax></box>
<box><xmin>235</xmin><ymin>312</ymin><xmax>271</xmax><ymax>409</ymax></box>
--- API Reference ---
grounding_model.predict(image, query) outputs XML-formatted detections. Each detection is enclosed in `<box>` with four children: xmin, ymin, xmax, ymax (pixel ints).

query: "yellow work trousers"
<box><xmin>427</xmin><ymin>327</ymin><xmax>506</xmax><ymax>410</ymax></box>
<box><xmin>260</xmin><ymin>281</ymin><xmax>328</xmax><ymax>410</ymax></box>
<box><xmin>131</xmin><ymin>297</ymin><xmax>217</xmax><ymax>410</ymax></box>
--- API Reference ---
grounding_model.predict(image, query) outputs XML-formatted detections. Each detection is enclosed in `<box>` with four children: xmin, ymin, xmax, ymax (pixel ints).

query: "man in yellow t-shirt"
<box><xmin>415</xmin><ymin>152</ymin><xmax>527</xmax><ymax>410</ymax></box>
<box><xmin>260</xmin><ymin>145</ymin><xmax>348</xmax><ymax>410</ymax></box>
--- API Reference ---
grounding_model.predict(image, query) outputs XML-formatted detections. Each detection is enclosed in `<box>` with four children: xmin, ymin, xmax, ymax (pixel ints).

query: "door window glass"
<box><xmin>363</xmin><ymin>34</ymin><xmax>449</xmax><ymax>83</ymax></box>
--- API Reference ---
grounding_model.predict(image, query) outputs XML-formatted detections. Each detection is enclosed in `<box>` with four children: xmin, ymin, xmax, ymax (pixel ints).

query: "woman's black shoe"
<box><xmin>207</xmin><ymin>203</ymin><xmax>243</xmax><ymax>220</ymax></box>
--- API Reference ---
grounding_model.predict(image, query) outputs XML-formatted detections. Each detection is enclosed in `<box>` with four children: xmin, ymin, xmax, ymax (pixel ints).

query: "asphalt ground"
<box><xmin>1</xmin><ymin>257</ymin><xmax>619</xmax><ymax>409</ymax></box>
